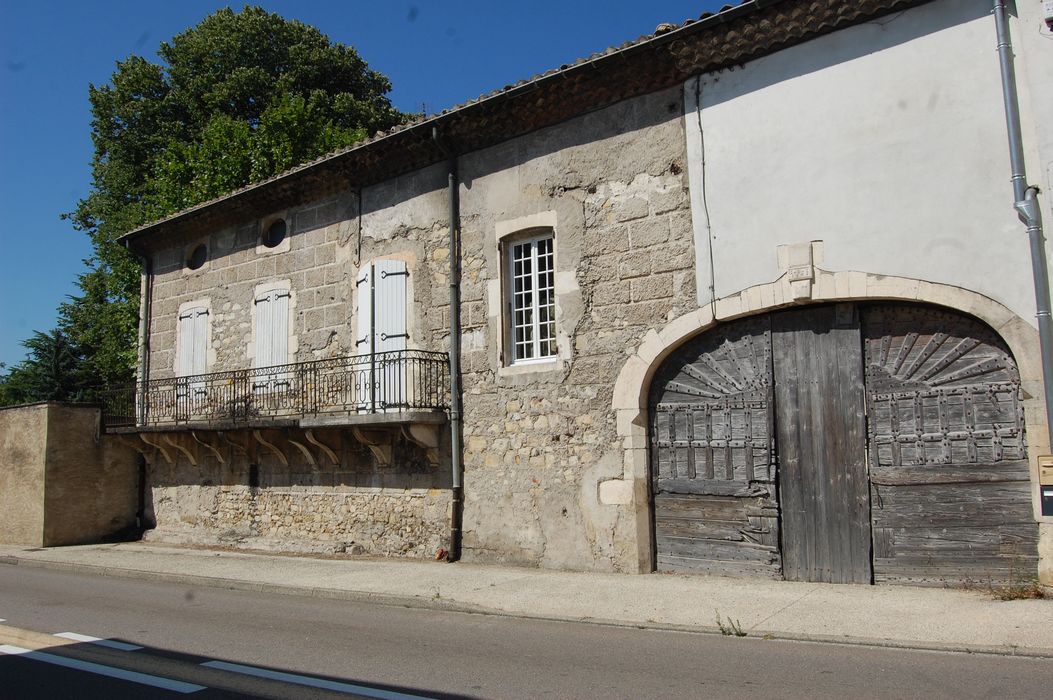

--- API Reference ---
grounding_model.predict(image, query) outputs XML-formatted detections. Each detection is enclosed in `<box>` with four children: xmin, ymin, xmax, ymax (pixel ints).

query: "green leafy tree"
<box><xmin>0</xmin><ymin>331</ymin><xmax>87</xmax><ymax>406</ymax></box>
<box><xmin>58</xmin><ymin>5</ymin><xmax>408</xmax><ymax>386</ymax></box>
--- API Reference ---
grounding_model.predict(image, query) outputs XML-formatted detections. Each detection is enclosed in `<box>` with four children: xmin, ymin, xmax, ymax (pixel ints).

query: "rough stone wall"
<box><xmin>142</xmin><ymin>440</ymin><xmax>450</xmax><ymax>557</ymax></box>
<box><xmin>351</xmin><ymin>86</ymin><xmax>693</xmax><ymax>571</ymax></box>
<box><xmin>139</xmin><ymin>84</ymin><xmax>692</xmax><ymax>570</ymax></box>
<box><xmin>452</xmin><ymin>87</ymin><xmax>694</xmax><ymax>571</ymax></box>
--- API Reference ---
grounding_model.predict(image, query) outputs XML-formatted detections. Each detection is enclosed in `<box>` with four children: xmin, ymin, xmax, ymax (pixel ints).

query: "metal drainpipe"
<box><xmin>993</xmin><ymin>0</ymin><xmax>1053</xmax><ymax>445</ymax></box>
<box><xmin>433</xmin><ymin>127</ymin><xmax>464</xmax><ymax>562</ymax></box>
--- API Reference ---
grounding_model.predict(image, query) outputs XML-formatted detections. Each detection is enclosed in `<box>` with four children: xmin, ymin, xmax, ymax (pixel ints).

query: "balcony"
<box><xmin>100</xmin><ymin>350</ymin><xmax>449</xmax><ymax>433</ymax></box>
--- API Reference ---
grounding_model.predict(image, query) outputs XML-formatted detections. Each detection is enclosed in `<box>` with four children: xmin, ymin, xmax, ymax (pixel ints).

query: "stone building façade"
<box><xmin>112</xmin><ymin>0</ymin><xmax>1053</xmax><ymax>586</ymax></box>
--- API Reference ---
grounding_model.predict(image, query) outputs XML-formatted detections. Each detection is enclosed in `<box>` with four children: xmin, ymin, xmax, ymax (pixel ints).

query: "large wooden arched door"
<box><xmin>649</xmin><ymin>302</ymin><xmax>1037</xmax><ymax>585</ymax></box>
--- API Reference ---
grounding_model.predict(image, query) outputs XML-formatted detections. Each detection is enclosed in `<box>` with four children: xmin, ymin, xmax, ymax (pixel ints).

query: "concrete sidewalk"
<box><xmin>1</xmin><ymin>542</ymin><xmax>1049</xmax><ymax>658</ymax></box>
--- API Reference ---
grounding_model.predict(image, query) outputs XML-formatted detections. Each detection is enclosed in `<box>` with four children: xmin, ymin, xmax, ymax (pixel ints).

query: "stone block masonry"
<box><xmin>136</xmin><ymin>84</ymin><xmax>695</xmax><ymax>572</ymax></box>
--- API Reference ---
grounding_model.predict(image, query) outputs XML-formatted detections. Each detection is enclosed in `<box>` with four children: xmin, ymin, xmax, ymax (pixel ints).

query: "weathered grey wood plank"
<box><xmin>870</xmin><ymin>481</ymin><xmax>1034</xmax><ymax>528</ymax></box>
<box><xmin>869</xmin><ymin>461</ymin><xmax>1031</xmax><ymax>485</ymax></box>
<box><xmin>873</xmin><ymin>525</ymin><xmax>1039</xmax><ymax>557</ymax></box>
<box><xmin>655</xmin><ymin>536</ymin><xmax>778</xmax><ymax>562</ymax></box>
<box><xmin>654</xmin><ymin>494</ymin><xmax>778</xmax><ymax>520</ymax></box>
<box><xmin>658</xmin><ymin>556</ymin><xmax>784</xmax><ymax>579</ymax></box>
<box><xmin>653</xmin><ymin>478</ymin><xmax>773</xmax><ymax>497</ymax></box>
<box><xmin>773</xmin><ymin>305</ymin><xmax>871</xmax><ymax>584</ymax></box>
<box><xmin>658</xmin><ymin>515</ymin><xmax>778</xmax><ymax>543</ymax></box>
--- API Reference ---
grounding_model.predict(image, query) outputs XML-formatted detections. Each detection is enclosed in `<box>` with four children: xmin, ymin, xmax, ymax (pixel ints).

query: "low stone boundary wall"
<box><xmin>0</xmin><ymin>403</ymin><xmax>138</xmax><ymax>546</ymax></box>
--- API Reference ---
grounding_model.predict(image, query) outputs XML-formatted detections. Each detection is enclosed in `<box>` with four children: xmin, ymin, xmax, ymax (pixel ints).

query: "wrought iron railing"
<box><xmin>100</xmin><ymin>350</ymin><xmax>449</xmax><ymax>430</ymax></box>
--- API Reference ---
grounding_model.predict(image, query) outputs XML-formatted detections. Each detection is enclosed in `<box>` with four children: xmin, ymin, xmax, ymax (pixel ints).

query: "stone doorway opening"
<box><xmin>648</xmin><ymin>302</ymin><xmax>1037</xmax><ymax>585</ymax></box>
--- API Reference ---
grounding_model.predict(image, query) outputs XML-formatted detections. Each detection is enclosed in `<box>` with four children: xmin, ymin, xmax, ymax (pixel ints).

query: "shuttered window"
<box><xmin>355</xmin><ymin>260</ymin><xmax>409</xmax><ymax>355</ymax></box>
<box><xmin>176</xmin><ymin>307</ymin><xmax>209</xmax><ymax>377</ymax></box>
<box><xmin>508</xmin><ymin>234</ymin><xmax>556</xmax><ymax>363</ymax></box>
<box><xmin>375</xmin><ymin>259</ymin><xmax>408</xmax><ymax>353</ymax></box>
<box><xmin>254</xmin><ymin>289</ymin><xmax>290</xmax><ymax>368</ymax></box>
<box><xmin>355</xmin><ymin>259</ymin><xmax>409</xmax><ymax>409</ymax></box>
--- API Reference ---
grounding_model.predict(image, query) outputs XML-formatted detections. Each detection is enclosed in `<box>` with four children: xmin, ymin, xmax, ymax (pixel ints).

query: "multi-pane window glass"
<box><xmin>509</xmin><ymin>234</ymin><xmax>556</xmax><ymax>362</ymax></box>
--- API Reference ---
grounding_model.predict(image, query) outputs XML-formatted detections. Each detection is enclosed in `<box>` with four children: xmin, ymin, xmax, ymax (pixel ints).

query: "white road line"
<box><xmin>53</xmin><ymin>632</ymin><xmax>144</xmax><ymax>651</ymax></box>
<box><xmin>202</xmin><ymin>660</ymin><xmax>433</xmax><ymax>699</ymax></box>
<box><xmin>0</xmin><ymin>645</ymin><xmax>205</xmax><ymax>694</ymax></box>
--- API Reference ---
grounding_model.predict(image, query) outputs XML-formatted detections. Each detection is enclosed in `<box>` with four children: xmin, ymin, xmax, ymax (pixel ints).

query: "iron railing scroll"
<box><xmin>101</xmin><ymin>350</ymin><xmax>449</xmax><ymax>429</ymax></box>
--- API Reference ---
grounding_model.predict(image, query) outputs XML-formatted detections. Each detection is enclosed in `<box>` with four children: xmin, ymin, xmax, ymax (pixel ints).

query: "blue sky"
<box><xmin>0</xmin><ymin>0</ymin><xmax>723</xmax><ymax>369</ymax></box>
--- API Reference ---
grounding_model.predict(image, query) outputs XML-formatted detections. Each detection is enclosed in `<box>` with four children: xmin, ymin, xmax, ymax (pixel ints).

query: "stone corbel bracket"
<box><xmin>305</xmin><ymin>429</ymin><xmax>340</xmax><ymax>466</ymax></box>
<box><xmin>162</xmin><ymin>433</ymin><xmax>198</xmax><ymax>466</ymax></box>
<box><xmin>191</xmin><ymin>431</ymin><xmax>226</xmax><ymax>464</ymax></box>
<box><xmin>402</xmin><ymin>424</ymin><xmax>440</xmax><ymax>466</ymax></box>
<box><xmin>218</xmin><ymin>431</ymin><xmax>252</xmax><ymax>459</ymax></box>
<box><xmin>351</xmin><ymin>427</ymin><xmax>392</xmax><ymax>466</ymax></box>
<box><xmin>253</xmin><ymin>429</ymin><xmax>288</xmax><ymax>467</ymax></box>
<box><xmin>286</xmin><ymin>434</ymin><xmax>317</xmax><ymax>467</ymax></box>
<box><xmin>112</xmin><ymin>434</ymin><xmax>152</xmax><ymax>460</ymax></box>
<box><xmin>138</xmin><ymin>433</ymin><xmax>174</xmax><ymax>465</ymax></box>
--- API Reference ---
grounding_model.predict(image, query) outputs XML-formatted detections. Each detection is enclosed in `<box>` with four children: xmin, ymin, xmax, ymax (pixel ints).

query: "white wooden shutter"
<box><xmin>375</xmin><ymin>260</ymin><xmax>408</xmax><ymax>408</ymax></box>
<box><xmin>355</xmin><ymin>266</ymin><xmax>372</xmax><ymax>355</ymax></box>
<box><xmin>255</xmin><ymin>290</ymin><xmax>290</xmax><ymax>368</ymax></box>
<box><xmin>271</xmin><ymin>292</ymin><xmax>290</xmax><ymax>366</ymax></box>
<box><xmin>374</xmin><ymin>259</ymin><xmax>408</xmax><ymax>353</ymax></box>
<box><xmin>177</xmin><ymin>308</ymin><xmax>208</xmax><ymax>376</ymax></box>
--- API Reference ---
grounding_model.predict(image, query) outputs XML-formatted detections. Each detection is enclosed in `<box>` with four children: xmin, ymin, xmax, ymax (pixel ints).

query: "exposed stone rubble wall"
<box><xmin>143</xmin><ymin>440</ymin><xmax>451</xmax><ymax>557</ymax></box>
<box><xmin>141</xmin><ymin>85</ymin><xmax>693</xmax><ymax>570</ymax></box>
<box><xmin>145</xmin><ymin>486</ymin><xmax>449</xmax><ymax>557</ymax></box>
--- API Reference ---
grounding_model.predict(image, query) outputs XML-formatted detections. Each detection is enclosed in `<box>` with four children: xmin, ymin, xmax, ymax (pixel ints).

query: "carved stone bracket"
<box><xmin>402</xmin><ymin>423</ymin><xmax>441</xmax><ymax>466</ymax></box>
<box><xmin>191</xmin><ymin>431</ymin><xmax>226</xmax><ymax>464</ymax></box>
<box><xmin>351</xmin><ymin>427</ymin><xmax>392</xmax><ymax>466</ymax></box>
<box><xmin>305</xmin><ymin>430</ymin><xmax>339</xmax><ymax>465</ymax></box>
<box><xmin>138</xmin><ymin>433</ymin><xmax>174</xmax><ymax>465</ymax></box>
<box><xmin>112</xmin><ymin>434</ymin><xmax>151</xmax><ymax>460</ymax></box>
<box><xmin>253</xmin><ymin>429</ymin><xmax>288</xmax><ymax>466</ymax></box>
<box><xmin>162</xmin><ymin>433</ymin><xmax>198</xmax><ymax>466</ymax></box>
<box><xmin>286</xmin><ymin>435</ymin><xmax>317</xmax><ymax>467</ymax></box>
<box><xmin>218</xmin><ymin>431</ymin><xmax>251</xmax><ymax>458</ymax></box>
<box><xmin>776</xmin><ymin>240</ymin><xmax>824</xmax><ymax>301</ymax></box>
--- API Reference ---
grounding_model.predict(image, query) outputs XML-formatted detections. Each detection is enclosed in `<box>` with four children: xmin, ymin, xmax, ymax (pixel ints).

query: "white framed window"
<box><xmin>506</xmin><ymin>233</ymin><xmax>556</xmax><ymax>364</ymax></box>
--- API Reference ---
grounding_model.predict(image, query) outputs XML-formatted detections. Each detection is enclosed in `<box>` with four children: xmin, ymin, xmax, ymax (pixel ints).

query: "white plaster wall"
<box><xmin>687</xmin><ymin>0</ymin><xmax>1052</xmax><ymax>324</ymax></box>
<box><xmin>1016</xmin><ymin>1</ymin><xmax>1053</xmax><ymax>211</ymax></box>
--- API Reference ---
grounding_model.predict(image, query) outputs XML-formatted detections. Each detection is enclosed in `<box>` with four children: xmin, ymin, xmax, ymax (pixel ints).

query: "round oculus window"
<box><xmin>263</xmin><ymin>219</ymin><xmax>287</xmax><ymax>248</ymax></box>
<box><xmin>186</xmin><ymin>244</ymin><xmax>207</xmax><ymax>270</ymax></box>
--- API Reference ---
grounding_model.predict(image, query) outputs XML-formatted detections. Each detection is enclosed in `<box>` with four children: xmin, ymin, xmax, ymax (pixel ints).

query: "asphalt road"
<box><xmin>0</xmin><ymin>562</ymin><xmax>1050</xmax><ymax>699</ymax></box>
